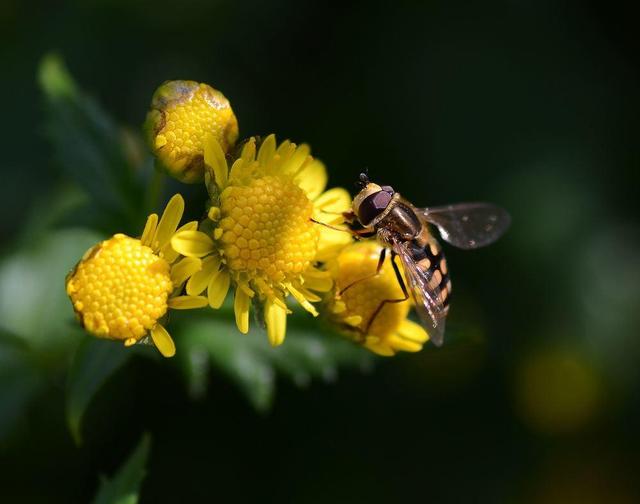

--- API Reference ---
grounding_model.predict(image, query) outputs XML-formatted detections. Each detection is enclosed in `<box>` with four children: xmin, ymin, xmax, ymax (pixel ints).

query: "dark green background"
<box><xmin>1</xmin><ymin>0</ymin><xmax>639</xmax><ymax>502</ymax></box>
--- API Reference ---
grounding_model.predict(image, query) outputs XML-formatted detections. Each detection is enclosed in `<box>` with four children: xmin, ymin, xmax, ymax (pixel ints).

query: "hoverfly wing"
<box><xmin>420</xmin><ymin>203</ymin><xmax>510</xmax><ymax>250</ymax></box>
<box><xmin>392</xmin><ymin>238</ymin><xmax>447</xmax><ymax>346</ymax></box>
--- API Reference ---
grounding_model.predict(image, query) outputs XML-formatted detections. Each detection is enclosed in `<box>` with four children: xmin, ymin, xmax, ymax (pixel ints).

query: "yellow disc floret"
<box><xmin>145</xmin><ymin>80</ymin><xmax>239</xmax><ymax>183</ymax></box>
<box><xmin>66</xmin><ymin>234</ymin><xmax>173</xmax><ymax>342</ymax></box>
<box><xmin>218</xmin><ymin>175</ymin><xmax>319</xmax><ymax>282</ymax></box>
<box><xmin>326</xmin><ymin>241</ymin><xmax>428</xmax><ymax>356</ymax></box>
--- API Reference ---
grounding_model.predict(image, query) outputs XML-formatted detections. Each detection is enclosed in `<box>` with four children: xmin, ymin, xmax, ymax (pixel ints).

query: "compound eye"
<box><xmin>358</xmin><ymin>190</ymin><xmax>392</xmax><ymax>225</ymax></box>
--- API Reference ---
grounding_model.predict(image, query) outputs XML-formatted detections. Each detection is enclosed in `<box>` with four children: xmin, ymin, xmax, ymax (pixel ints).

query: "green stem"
<box><xmin>146</xmin><ymin>166</ymin><xmax>166</xmax><ymax>213</ymax></box>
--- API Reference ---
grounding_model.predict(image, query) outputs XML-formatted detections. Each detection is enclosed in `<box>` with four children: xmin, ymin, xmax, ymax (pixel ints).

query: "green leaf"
<box><xmin>92</xmin><ymin>433</ymin><xmax>151</xmax><ymax>504</ymax></box>
<box><xmin>38</xmin><ymin>54</ymin><xmax>145</xmax><ymax>234</ymax></box>
<box><xmin>175</xmin><ymin>310</ymin><xmax>374</xmax><ymax>412</ymax></box>
<box><xmin>38</xmin><ymin>53</ymin><xmax>77</xmax><ymax>99</ymax></box>
<box><xmin>0</xmin><ymin>330</ymin><xmax>43</xmax><ymax>443</ymax></box>
<box><xmin>0</xmin><ymin>227</ymin><xmax>104</xmax><ymax>442</ymax></box>
<box><xmin>66</xmin><ymin>337</ymin><xmax>132</xmax><ymax>444</ymax></box>
<box><xmin>0</xmin><ymin>228</ymin><xmax>104</xmax><ymax>355</ymax></box>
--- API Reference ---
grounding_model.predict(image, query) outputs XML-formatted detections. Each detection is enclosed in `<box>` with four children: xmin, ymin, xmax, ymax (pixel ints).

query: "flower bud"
<box><xmin>144</xmin><ymin>80</ymin><xmax>239</xmax><ymax>183</ymax></box>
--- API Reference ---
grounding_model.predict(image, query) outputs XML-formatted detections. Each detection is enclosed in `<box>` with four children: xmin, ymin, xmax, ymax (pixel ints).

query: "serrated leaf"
<box><xmin>38</xmin><ymin>54</ymin><xmax>145</xmax><ymax>234</ymax></box>
<box><xmin>92</xmin><ymin>433</ymin><xmax>151</xmax><ymax>504</ymax></box>
<box><xmin>67</xmin><ymin>337</ymin><xmax>132</xmax><ymax>444</ymax></box>
<box><xmin>175</xmin><ymin>310</ymin><xmax>374</xmax><ymax>412</ymax></box>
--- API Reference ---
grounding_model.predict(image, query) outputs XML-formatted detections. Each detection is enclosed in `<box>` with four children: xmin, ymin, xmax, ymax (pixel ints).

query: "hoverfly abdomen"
<box><xmin>409</xmin><ymin>235</ymin><xmax>452</xmax><ymax>309</ymax></box>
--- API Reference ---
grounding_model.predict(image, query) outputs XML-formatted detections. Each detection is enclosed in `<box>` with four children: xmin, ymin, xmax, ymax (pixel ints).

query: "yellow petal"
<box><xmin>171</xmin><ymin>230</ymin><xmax>215</xmax><ymax>258</ymax></box>
<box><xmin>162</xmin><ymin>220</ymin><xmax>198</xmax><ymax>263</ymax></box>
<box><xmin>387</xmin><ymin>333</ymin><xmax>423</xmax><ymax>352</ymax></box>
<box><xmin>264</xmin><ymin>298</ymin><xmax>287</xmax><ymax>346</ymax></box>
<box><xmin>302</xmin><ymin>271</ymin><xmax>333</xmax><ymax>292</ymax></box>
<box><xmin>204</xmin><ymin>134</ymin><xmax>228</xmax><ymax>189</ymax></box>
<box><xmin>228</xmin><ymin>158</ymin><xmax>245</xmax><ymax>183</ymax></box>
<box><xmin>238</xmin><ymin>281</ymin><xmax>255</xmax><ymax>298</ymax></box>
<box><xmin>186</xmin><ymin>256</ymin><xmax>221</xmax><ymax>296</ymax></box>
<box><xmin>240</xmin><ymin>137</ymin><xmax>256</xmax><ymax>163</ymax></box>
<box><xmin>140</xmin><ymin>213</ymin><xmax>158</xmax><ymax>247</ymax></box>
<box><xmin>153</xmin><ymin>194</ymin><xmax>185</xmax><ymax>251</ymax></box>
<box><xmin>397</xmin><ymin>319</ymin><xmax>429</xmax><ymax>343</ymax></box>
<box><xmin>315</xmin><ymin>225</ymin><xmax>352</xmax><ymax>262</ymax></box>
<box><xmin>363</xmin><ymin>339</ymin><xmax>395</xmax><ymax>357</ymax></box>
<box><xmin>296</xmin><ymin>286</ymin><xmax>322</xmax><ymax>303</ymax></box>
<box><xmin>168</xmin><ymin>295</ymin><xmax>208</xmax><ymax>309</ymax></box>
<box><xmin>234</xmin><ymin>287</ymin><xmax>251</xmax><ymax>334</ymax></box>
<box><xmin>170</xmin><ymin>257</ymin><xmax>202</xmax><ymax>287</ymax></box>
<box><xmin>281</xmin><ymin>143</ymin><xmax>310</xmax><ymax>175</ymax></box>
<box><xmin>257</xmin><ymin>133</ymin><xmax>276</xmax><ymax>166</ymax></box>
<box><xmin>313</xmin><ymin>187</ymin><xmax>352</xmax><ymax>214</ymax></box>
<box><xmin>150</xmin><ymin>324</ymin><xmax>176</xmax><ymax>358</ymax></box>
<box><xmin>275</xmin><ymin>140</ymin><xmax>294</xmax><ymax>165</ymax></box>
<box><xmin>276</xmin><ymin>139</ymin><xmax>292</xmax><ymax>155</ymax></box>
<box><xmin>208</xmin><ymin>269</ymin><xmax>230</xmax><ymax>309</ymax></box>
<box><xmin>295</xmin><ymin>159</ymin><xmax>327</xmax><ymax>200</ymax></box>
<box><xmin>286</xmin><ymin>283</ymin><xmax>318</xmax><ymax>316</ymax></box>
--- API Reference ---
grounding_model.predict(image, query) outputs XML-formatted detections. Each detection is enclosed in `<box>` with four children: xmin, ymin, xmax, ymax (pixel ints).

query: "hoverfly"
<box><xmin>342</xmin><ymin>172</ymin><xmax>510</xmax><ymax>347</ymax></box>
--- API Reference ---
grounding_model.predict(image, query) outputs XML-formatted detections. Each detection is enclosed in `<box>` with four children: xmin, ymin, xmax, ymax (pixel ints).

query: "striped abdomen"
<box><xmin>407</xmin><ymin>229</ymin><xmax>452</xmax><ymax>309</ymax></box>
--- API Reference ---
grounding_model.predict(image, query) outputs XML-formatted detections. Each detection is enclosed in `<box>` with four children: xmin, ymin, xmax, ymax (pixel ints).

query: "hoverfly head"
<box><xmin>352</xmin><ymin>175</ymin><xmax>394</xmax><ymax>226</ymax></box>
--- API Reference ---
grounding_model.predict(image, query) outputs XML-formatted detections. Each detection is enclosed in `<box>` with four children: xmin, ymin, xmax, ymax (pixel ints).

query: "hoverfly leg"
<box><xmin>342</xmin><ymin>210</ymin><xmax>357</xmax><ymax>223</ymax></box>
<box><xmin>363</xmin><ymin>251</ymin><xmax>410</xmax><ymax>334</ymax></box>
<box><xmin>317</xmin><ymin>209</ymin><xmax>350</xmax><ymax>216</ymax></box>
<box><xmin>338</xmin><ymin>248</ymin><xmax>387</xmax><ymax>296</ymax></box>
<box><xmin>309</xmin><ymin>218</ymin><xmax>374</xmax><ymax>238</ymax></box>
<box><xmin>309</xmin><ymin>217</ymin><xmax>360</xmax><ymax>237</ymax></box>
<box><xmin>342</xmin><ymin>324</ymin><xmax>367</xmax><ymax>344</ymax></box>
<box><xmin>309</xmin><ymin>218</ymin><xmax>353</xmax><ymax>234</ymax></box>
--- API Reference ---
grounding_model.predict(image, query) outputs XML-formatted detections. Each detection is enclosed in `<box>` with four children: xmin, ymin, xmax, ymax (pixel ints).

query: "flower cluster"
<box><xmin>66</xmin><ymin>80</ymin><xmax>429</xmax><ymax>357</ymax></box>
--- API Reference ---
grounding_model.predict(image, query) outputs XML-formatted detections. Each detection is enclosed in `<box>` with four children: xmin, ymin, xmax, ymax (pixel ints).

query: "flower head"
<box><xmin>171</xmin><ymin>134</ymin><xmax>351</xmax><ymax>346</ymax></box>
<box><xmin>144</xmin><ymin>80</ymin><xmax>239</xmax><ymax>183</ymax></box>
<box><xmin>324</xmin><ymin>241</ymin><xmax>428</xmax><ymax>356</ymax></box>
<box><xmin>66</xmin><ymin>195</ymin><xmax>206</xmax><ymax>357</ymax></box>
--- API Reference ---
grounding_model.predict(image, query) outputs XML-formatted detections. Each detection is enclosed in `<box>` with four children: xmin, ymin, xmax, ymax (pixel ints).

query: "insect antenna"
<box><xmin>355</xmin><ymin>169</ymin><xmax>370</xmax><ymax>189</ymax></box>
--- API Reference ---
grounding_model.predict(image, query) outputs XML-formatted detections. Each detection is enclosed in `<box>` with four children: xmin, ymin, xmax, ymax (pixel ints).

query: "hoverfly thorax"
<box><xmin>352</xmin><ymin>182</ymin><xmax>395</xmax><ymax>226</ymax></box>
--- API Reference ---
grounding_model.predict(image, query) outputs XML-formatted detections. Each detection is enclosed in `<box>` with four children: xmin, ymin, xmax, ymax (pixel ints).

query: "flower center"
<box><xmin>218</xmin><ymin>175</ymin><xmax>319</xmax><ymax>284</ymax></box>
<box><xmin>66</xmin><ymin>234</ymin><xmax>173</xmax><ymax>341</ymax></box>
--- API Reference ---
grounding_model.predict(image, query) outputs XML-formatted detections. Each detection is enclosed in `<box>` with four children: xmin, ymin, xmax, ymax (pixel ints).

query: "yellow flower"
<box><xmin>144</xmin><ymin>80</ymin><xmax>239</xmax><ymax>183</ymax></box>
<box><xmin>171</xmin><ymin>134</ymin><xmax>352</xmax><ymax>346</ymax></box>
<box><xmin>324</xmin><ymin>241</ymin><xmax>428</xmax><ymax>356</ymax></box>
<box><xmin>65</xmin><ymin>195</ymin><xmax>207</xmax><ymax>357</ymax></box>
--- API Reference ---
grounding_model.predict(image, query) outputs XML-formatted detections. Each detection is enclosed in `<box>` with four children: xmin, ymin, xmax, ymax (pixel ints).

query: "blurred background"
<box><xmin>1</xmin><ymin>0</ymin><xmax>639</xmax><ymax>502</ymax></box>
